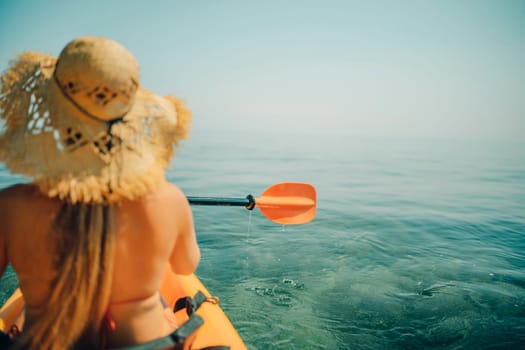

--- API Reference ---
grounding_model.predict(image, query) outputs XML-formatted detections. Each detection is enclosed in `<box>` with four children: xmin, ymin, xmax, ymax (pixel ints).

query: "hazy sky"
<box><xmin>1</xmin><ymin>0</ymin><xmax>524</xmax><ymax>140</ymax></box>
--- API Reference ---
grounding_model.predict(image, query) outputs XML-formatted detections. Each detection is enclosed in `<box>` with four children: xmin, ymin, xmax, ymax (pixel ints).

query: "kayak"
<box><xmin>0</xmin><ymin>265</ymin><xmax>247</xmax><ymax>349</ymax></box>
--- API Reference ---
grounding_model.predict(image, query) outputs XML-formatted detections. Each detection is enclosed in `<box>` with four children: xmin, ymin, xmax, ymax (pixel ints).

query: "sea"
<box><xmin>1</xmin><ymin>129</ymin><xmax>524</xmax><ymax>349</ymax></box>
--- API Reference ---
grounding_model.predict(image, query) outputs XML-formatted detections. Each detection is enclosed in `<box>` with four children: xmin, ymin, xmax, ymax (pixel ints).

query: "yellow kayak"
<box><xmin>0</xmin><ymin>267</ymin><xmax>247</xmax><ymax>349</ymax></box>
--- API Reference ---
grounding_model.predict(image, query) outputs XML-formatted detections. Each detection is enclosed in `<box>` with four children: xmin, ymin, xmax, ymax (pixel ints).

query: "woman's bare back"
<box><xmin>0</xmin><ymin>180</ymin><xmax>200</xmax><ymax>346</ymax></box>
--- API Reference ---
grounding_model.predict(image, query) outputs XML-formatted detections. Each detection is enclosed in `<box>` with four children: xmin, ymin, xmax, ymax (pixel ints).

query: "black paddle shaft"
<box><xmin>187</xmin><ymin>194</ymin><xmax>256</xmax><ymax>210</ymax></box>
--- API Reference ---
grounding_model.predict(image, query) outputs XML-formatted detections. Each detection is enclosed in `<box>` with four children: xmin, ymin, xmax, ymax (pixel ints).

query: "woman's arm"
<box><xmin>168</xmin><ymin>186</ymin><xmax>200</xmax><ymax>275</ymax></box>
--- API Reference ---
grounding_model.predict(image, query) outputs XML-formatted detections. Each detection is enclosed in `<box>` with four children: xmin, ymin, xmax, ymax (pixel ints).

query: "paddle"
<box><xmin>187</xmin><ymin>182</ymin><xmax>316</xmax><ymax>225</ymax></box>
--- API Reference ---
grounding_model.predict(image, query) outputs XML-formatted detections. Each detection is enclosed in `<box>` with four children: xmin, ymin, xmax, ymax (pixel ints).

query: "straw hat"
<box><xmin>0</xmin><ymin>36</ymin><xmax>191</xmax><ymax>203</ymax></box>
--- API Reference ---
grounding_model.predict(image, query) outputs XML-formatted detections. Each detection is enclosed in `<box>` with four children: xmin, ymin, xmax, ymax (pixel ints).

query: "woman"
<box><xmin>0</xmin><ymin>36</ymin><xmax>200</xmax><ymax>349</ymax></box>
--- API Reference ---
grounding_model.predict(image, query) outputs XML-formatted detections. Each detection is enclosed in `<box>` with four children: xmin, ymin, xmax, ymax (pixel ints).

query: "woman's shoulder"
<box><xmin>150</xmin><ymin>181</ymin><xmax>186</xmax><ymax>202</ymax></box>
<box><xmin>0</xmin><ymin>184</ymin><xmax>59</xmax><ymax>234</ymax></box>
<box><xmin>159</xmin><ymin>181</ymin><xmax>186</xmax><ymax>197</ymax></box>
<box><xmin>0</xmin><ymin>184</ymin><xmax>61</xmax><ymax>219</ymax></box>
<box><xmin>0</xmin><ymin>183</ymin><xmax>43</xmax><ymax>201</ymax></box>
<box><xmin>136</xmin><ymin>181</ymin><xmax>189</xmax><ymax>210</ymax></box>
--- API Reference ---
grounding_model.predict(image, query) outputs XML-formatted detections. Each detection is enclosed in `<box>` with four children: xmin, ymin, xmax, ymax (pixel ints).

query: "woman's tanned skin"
<box><xmin>0</xmin><ymin>179</ymin><xmax>200</xmax><ymax>347</ymax></box>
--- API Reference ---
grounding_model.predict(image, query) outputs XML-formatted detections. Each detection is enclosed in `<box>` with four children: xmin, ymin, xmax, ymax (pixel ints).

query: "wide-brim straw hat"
<box><xmin>0</xmin><ymin>36</ymin><xmax>191</xmax><ymax>203</ymax></box>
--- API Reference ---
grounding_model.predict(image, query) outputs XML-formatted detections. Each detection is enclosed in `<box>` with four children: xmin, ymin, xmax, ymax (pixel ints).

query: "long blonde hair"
<box><xmin>14</xmin><ymin>203</ymin><xmax>116</xmax><ymax>350</ymax></box>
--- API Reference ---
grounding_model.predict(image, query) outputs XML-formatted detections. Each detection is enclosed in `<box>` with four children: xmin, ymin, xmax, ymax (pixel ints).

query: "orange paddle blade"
<box><xmin>256</xmin><ymin>182</ymin><xmax>316</xmax><ymax>225</ymax></box>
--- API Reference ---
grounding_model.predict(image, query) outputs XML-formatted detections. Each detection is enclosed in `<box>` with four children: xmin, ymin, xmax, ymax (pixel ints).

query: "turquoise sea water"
<box><xmin>1</xmin><ymin>130</ymin><xmax>524</xmax><ymax>349</ymax></box>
